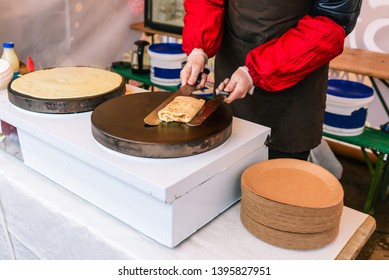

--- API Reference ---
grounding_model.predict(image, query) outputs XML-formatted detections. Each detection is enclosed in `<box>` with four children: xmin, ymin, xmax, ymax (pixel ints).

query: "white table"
<box><xmin>0</xmin><ymin>149</ymin><xmax>373</xmax><ymax>260</ymax></box>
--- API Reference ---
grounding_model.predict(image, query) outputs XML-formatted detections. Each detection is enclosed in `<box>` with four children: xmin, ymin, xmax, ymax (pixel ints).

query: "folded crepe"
<box><xmin>158</xmin><ymin>96</ymin><xmax>205</xmax><ymax>123</ymax></box>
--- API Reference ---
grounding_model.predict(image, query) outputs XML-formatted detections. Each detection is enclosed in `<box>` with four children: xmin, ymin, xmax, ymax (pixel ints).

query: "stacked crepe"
<box><xmin>241</xmin><ymin>158</ymin><xmax>344</xmax><ymax>250</ymax></box>
<box><xmin>158</xmin><ymin>96</ymin><xmax>205</xmax><ymax>123</ymax></box>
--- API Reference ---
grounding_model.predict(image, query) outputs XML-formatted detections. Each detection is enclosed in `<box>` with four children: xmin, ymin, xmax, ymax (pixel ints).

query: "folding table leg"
<box><xmin>378</xmin><ymin>156</ymin><xmax>389</xmax><ymax>200</ymax></box>
<box><xmin>369</xmin><ymin>77</ymin><xmax>389</xmax><ymax>118</ymax></box>
<box><xmin>363</xmin><ymin>152</ymin><xmax>385</xmax><ymax>214</ymax></box>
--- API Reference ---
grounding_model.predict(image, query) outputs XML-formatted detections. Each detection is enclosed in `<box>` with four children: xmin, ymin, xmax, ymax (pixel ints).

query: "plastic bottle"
<box><xmin>1</xmin><ymin>42</ymin><xmax>20</xmax><ymax>78</ymax></box>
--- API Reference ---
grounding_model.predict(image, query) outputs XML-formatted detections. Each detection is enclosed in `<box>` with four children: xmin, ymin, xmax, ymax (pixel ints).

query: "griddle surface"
<box><xmin>91</xmin><ymin>92</ymin><xmax>233</xmax><ymax>158</ymax></box>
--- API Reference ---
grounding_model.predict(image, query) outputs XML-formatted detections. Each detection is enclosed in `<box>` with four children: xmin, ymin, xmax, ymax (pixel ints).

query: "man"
<box><xmin>180</xmin><ymin>0</ymin><xmax>362</xmax><ymax>160</ymax></box>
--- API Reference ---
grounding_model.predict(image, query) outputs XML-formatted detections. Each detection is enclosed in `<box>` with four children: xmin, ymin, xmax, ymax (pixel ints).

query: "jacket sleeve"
<box><xmin>311</xmin><ymin>0</ymin><xmax>362</xmax><ymax>35</ymax></box>
<box><xmin>247</xmin><ymin>0</ymin><xmax>362</xmax><ymax>92</ymax></box>
<box><xmin>182</xmin><ymin>0</ymin><xmax>225</xmax><ymax>58</ymax></box>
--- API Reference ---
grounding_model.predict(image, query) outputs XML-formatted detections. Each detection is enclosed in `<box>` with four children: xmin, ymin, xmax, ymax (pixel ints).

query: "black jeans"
<box><xmin>268</xmin><ymin>149</ymin><xmax>310</xmax><ymax>161</ymax></box>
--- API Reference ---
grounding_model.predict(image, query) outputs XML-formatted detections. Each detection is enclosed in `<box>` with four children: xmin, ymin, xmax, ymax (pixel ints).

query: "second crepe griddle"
<box><xmin>7</xmin><ymin>67</ymin><xmax>126</xmax><ymax>114</ymax></box>
<box><xmin>91</xmin><ymin>92</ymin><xmax>233</xmax><ymax>158</ymax></box>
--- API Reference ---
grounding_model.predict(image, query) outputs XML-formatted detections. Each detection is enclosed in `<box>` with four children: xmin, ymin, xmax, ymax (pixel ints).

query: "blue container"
<box><xmin>324</xmin><ymin>79</ymin><xmax>374</xmax><ymax>136</ymax></box>
<box><xmin>148</xmin><ymin>43</ymin><xmax>187</xmax><ymax>87</ymax></box>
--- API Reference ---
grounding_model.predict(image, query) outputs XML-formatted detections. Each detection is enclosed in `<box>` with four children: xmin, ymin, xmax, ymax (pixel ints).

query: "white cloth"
<box><xmin>309</xmin><ymin>139</ymin><xmax>343</xmax><ymax>179</ymax></box>
<box><xmin>0</xmin><ymin>150</ymin><xmax>368</xmax><ymax>260</ymax></box>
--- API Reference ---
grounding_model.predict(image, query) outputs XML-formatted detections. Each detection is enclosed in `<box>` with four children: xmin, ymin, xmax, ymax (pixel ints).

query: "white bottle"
<box><xmin>1</xmin><ymin>42</ymin><xmax>20</xmax><ymax>78</ymax></box>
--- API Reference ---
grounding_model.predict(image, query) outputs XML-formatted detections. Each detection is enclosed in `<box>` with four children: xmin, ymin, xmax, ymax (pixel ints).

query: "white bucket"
<box><xmin>0</xmin><ymin>59</ymin><xmax>13</xmax><ymax>91</ymax></box>
<box><xmin>148</xmin><ymin>43</ymin><xmax>187</xmax><ymax>87</ymax></box>
<box><xmin>323</xmin><ymin>79</ymin><xmax>374</xmax><ymax>136</ymax></box>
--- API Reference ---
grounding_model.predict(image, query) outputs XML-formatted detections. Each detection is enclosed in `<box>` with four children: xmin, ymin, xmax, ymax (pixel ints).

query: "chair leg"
<box><xmin>370</xmin><ymin>77</ymin><xmax>389</xmax><ymax>117</ymax></box>
<box><xmin>363</xmin><ymin>154</ymin><xmax>385</xmax><ymax>214</ymax></box>
<box><xmin>378</xmin><ymin>158</ymin><xmax>389</xmax><ymax>200</ymax></box>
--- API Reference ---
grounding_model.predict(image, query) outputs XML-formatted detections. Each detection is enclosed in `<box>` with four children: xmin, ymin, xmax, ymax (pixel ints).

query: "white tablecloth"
<box><xmin>0</xmin><ymin>150</ymin><xmax>368</xmax><ymax>260</ymax></box>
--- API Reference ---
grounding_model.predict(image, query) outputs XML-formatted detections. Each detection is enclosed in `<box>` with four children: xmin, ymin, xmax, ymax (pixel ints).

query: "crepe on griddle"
<box><xmin>158</xmin><ymin>96</ymin><xmax>205</xmax><ymax>123</ymax></box>
<box><xmin>10</xmin><ymin>66</ymin><xmax>123</xmax><ymax>99</ymax></box>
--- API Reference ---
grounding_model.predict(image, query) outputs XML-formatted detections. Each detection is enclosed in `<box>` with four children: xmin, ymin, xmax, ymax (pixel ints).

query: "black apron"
<box><xmin>215</xmin><ymin>0</ymin><xmax>327</xmax><ymax>153</ymax></box>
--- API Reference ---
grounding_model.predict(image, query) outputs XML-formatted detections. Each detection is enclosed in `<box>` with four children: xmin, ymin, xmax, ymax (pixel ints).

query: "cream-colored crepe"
<box><xmin>11</xmin><ymin>67</ymin><xmax>123</xmax><ymax>99</ymax></box>
<box><xmin>158</xmin><ymin>96</ymin><xmax>205</xmax><ymax>123</ymax></box>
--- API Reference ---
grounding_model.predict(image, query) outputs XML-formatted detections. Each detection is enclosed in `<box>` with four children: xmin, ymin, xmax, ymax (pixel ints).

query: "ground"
<box><xmin>337</xmin><ymin>154</ymin><xmax>389</xmax><ymax>260</ymax></box>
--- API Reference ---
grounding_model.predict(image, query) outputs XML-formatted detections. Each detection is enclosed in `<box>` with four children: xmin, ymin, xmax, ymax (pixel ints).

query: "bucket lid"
<box><xmin>327</xmin><ymin>79</ymin><xmax>374</xmax><ymax>99</ymax></box>
<box><xmin>148</xmin><ymin>43</ymin><xmax>184</xmax><ymax>55</ymax></box>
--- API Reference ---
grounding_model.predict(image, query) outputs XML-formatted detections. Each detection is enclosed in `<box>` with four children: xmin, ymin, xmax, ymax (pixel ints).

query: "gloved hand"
<box><xmin>180</xmin><ymin>48</ymin><xmax>208</xmax><ymax>89</ymax></box>
<box><xmin>216</xmin><ymin>66</ymin><xmax>254</xmax><ymax>104</ymax></box>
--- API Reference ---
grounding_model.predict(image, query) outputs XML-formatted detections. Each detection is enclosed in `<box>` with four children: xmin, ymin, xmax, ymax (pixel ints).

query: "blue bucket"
<box><xmin>323</xmin><ymin>79</ymin><xmax>374</xmax><ymax>136</ymax></box>
<box><xmin>148</xmin><ymin>43</ymin><xmax>187</xmax><ymax>86</ymax></box>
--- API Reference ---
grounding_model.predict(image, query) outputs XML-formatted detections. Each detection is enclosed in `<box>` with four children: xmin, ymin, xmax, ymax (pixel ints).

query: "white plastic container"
<box><xmin>1</xmin><ymin>42</ymin><xmax>19</xmax><ymax>78</ymax></box>
<box><xmin>0</xmin><ymin>59</ymin><xmax>13</xmax><ymax>91</ymax></box>
<box><xmin>323</xmin><ymin>79</ymin><xmax>374</xmax><ymax>136</ymax></box>
<box><xmin>148</xmin><ymin>43</ymin><xmax>187</xmax><ymax>87</ymax></box>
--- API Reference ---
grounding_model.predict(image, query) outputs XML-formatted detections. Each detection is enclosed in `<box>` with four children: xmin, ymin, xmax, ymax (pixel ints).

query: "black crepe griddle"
<box><xmin>7</xmin><ymin>71</ymin><xmax>126</xmax><ymax>114</ymax></box>
<box><xmin>91</xmin><ymin>92</ymin><xmax>233</xmax><ymax>158</ymax></box>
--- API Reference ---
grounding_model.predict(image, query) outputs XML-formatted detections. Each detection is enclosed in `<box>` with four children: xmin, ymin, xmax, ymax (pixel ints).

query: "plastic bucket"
<box><xmin>323</xmin><ymin>79</ymin><xmax>374</xmax><ymax>136</ymax></box>
<box><xmin>148</xmin><ymin>43</ymin><xmax>187</xmax><ymax>86</ymax></box>
<box><xmin>0</xmin><ymin>59</ymin><xmax>13</xmax><ymax>90</ymax></box>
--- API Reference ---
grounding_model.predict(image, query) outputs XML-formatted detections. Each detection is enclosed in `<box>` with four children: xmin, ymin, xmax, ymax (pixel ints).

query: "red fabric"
<box><xmin>246</xmin><ymin>15</ymin><xmax>346</xmax><ymax>92</ymax></box>
<box><xmin>182</xmin><ymin>0</ymin><xmax>225</xmax><ymax>58</ymax></box>
<box><xmin>27</xmin><ymin>56</ymin><xmax>35</xmax><ymax>72</ymax></box>
<box><xmin>183</xmin><ymin>2</ymin><xmax>346</xmax><ymax>92</ymax></box>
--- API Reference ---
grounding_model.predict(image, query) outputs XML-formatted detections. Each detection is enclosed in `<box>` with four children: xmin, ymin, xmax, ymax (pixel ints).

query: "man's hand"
<box><xmin>216</xmin><ymin>66</ymin><xmax>254</xmax><ymax>104</ymax></box>
<box><xmin>180</xmin><ymin>48</ymin><xmax>208</xmax><ymax>89</ymax></box>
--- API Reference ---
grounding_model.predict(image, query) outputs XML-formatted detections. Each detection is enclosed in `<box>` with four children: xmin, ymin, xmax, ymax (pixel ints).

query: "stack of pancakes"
<box><xmin>241</xmin><ymin>158</ymin><xmax>344</xmax><ymax>250</ymax></box>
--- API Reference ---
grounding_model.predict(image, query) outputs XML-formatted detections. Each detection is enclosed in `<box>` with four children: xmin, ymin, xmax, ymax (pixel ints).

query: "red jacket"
<box><xmin>182</xmin><ymin>0</ymin><xmax>360</xmax><ymax>92</ymax></box>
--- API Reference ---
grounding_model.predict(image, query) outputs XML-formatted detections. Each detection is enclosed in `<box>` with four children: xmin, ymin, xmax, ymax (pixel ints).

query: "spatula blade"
<box><xmin>186</xmin><ymin>92</ymin><xmax>229</xmax><ymax>126</ymax></box>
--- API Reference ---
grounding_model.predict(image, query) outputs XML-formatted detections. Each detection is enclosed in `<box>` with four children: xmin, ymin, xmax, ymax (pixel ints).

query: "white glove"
<box><xmin>180</xmin><ymin>48</ymin><xmax>208</xmax><ymax>89</ymax></box>
<box><xmin>216</xmin><ymin>66</ymin><xmax>254</xmax><ymax>104</ymax></box>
